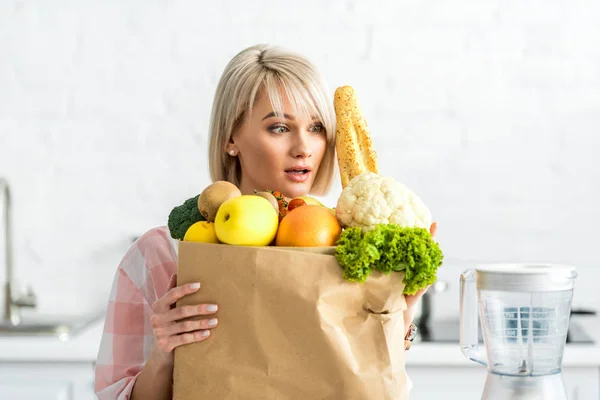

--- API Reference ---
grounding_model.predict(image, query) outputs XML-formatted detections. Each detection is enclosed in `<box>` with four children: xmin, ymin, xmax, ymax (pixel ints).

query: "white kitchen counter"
<box><xmin>1</xmin><ymin>315</ymin><xmax>598</xmax><ymax>367</ymax></box>
<box><xmin>406</xmin><ymin>315</ymin><xmax>600</xmax><ymax>368</ymax></box>
<box><xmin>0</xmin><ymin>317</ymin><xmax>105</xmax><ymax>363</ymax></box>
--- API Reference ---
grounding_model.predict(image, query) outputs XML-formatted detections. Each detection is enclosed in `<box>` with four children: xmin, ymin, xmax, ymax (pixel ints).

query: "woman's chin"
<box><xmin>279</xmin><ymin>183</ymin><xmax>311</xmax><ymax>199</ymax></box>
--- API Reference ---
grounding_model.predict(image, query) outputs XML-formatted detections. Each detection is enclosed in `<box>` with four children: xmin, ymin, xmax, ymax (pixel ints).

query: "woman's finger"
<box><xmin>165</xmin><ymin>303</ymin><xmax>219</xmax><ymax>324</ymax></box>
<box><xmin>165</xmin><ymin>330</ymin><xmax>212</xmax><ymax>352</ymax></box>
<box><xmin>155</xmin><ymin>317</ymin><xmax>219</xmax><ymax>337</ymax></box>
<box><xmin>151</xmin><ymin>303</ymin><xmax>219</xmax><ymax>328</ymax></box>
<box><xmin>430</xmin><ymin>222</ymin><xmax>437</xmax><ymax>238</ymax></box>
<box><xmin>152</xmin><ymin>282</ymin><xmax>201</xmax><ymax>314</ymax></box>
<box><xmin>155</xmin><ymin>329</ymin><xmax>211</xmax><ymax>353</ymax></box>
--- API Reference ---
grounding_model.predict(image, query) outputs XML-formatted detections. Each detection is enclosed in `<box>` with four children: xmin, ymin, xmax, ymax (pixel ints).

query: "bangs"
<box><xmin>245</xmin><ymin>69</ymin><xmax>335</xmax><ymax>142</ymax></box>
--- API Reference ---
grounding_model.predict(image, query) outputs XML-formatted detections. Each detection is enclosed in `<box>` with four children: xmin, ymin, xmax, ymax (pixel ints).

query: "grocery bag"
<box><xmin>173</xmin><ymin>241</ymin><xmax>409</xmax><ymax>400</ymax></box>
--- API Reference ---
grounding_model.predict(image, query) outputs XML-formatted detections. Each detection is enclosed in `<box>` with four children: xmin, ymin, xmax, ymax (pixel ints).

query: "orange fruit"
<box><xmin>275</xmin><ymin>205</ymin><xmax>342</xmax><ymax>247</ymax></box>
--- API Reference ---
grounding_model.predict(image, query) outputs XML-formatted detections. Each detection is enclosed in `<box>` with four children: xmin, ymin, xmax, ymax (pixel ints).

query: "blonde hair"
<box><xmin>208</xmin><ymin>44</ymin><xmax>336</xmax><ymax>196</ymax></box>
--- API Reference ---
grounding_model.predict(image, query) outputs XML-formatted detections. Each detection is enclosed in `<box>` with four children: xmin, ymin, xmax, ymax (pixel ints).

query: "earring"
<box><xmin>228</xmin><ymin>149</ymin><xmax>235</xmax><ymax>156</ymax></box>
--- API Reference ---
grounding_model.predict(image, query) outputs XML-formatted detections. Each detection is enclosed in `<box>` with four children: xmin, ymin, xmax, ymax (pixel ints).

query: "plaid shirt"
<box><xmin>94</xmin><ymin>225</ymin><xmax>178</xmax><ymax>399</ymax></box>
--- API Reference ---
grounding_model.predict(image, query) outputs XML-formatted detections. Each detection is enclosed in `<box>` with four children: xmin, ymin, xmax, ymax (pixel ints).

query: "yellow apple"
<box><xmin>298</xmin><ymin>196</ymin><xmax>336</xmax><ymax>216</ymax></box>
<box><xmin>214</xmin><ymin>195</ymin><xmax>279</xmax><ymax>246</ymax></box>
<box><xmin>183</xmin><ymin>221</ymin><xmax>220</xmax><ymax>243</ymax></box>
<box><xmin>298</xmin><ymin>196</ymin><xmax>324</xmax><ymax>206</ymax></box>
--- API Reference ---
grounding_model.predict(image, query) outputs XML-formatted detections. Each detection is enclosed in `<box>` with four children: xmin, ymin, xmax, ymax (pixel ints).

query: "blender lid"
<box><xmin>474</xmin><ymin>263</ymin><xmax>577</xmax><ymax>292</ymax></box>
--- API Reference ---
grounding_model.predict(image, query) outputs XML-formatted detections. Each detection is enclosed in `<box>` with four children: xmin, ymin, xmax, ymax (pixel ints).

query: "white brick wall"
<box><xmin>0</xmin><ymin>0</ymin><xmax>598</xmax><ymax>316</ymax></box>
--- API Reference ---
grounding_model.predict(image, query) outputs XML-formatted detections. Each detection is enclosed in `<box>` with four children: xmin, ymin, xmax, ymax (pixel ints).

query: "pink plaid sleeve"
<box><xmin>94</xmin><ymin>226</ymin><xmax>178</xmax><ymax>400</ymax></box>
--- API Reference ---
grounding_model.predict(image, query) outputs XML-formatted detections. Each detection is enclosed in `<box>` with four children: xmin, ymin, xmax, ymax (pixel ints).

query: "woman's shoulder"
<box><xmin>117</xmin><ymin>225</ymin><xmax>179</xmax><ymax>292</ymax></box>
<box><xmin>133</xmin><ymin>225</ymin><xmax>179</xmax><ymax>257</ymax></box>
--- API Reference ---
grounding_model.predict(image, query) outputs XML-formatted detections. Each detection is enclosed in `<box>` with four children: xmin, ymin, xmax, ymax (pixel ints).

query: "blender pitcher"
<box><xmin>460</xmin><ymin>263</ymin><xmax>577</xmax><ymax>400</ymax></box>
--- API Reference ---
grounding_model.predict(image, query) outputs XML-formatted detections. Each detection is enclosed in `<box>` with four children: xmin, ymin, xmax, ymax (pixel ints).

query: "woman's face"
<box><xmin>229</xmin><ymin>89</ymin><xmax>328</xmax><ymax>199</ymax></box>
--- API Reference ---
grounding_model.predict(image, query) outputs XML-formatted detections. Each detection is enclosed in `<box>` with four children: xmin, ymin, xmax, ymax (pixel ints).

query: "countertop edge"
<box><xmin>1</xmin><ymin>316</ymin><xmax>599</xmax><ymax>367</ymax></box>
<box><xmin>405</xmin><ymin>343</ymin><xmax>600</xmax><ymax>368</ymax></box>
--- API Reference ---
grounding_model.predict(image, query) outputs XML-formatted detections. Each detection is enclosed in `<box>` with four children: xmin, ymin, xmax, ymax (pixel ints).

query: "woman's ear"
<box><xmin>225</xmin><ymin>137</ymin><xmax>238</xmax><ymax>157</ymax></box>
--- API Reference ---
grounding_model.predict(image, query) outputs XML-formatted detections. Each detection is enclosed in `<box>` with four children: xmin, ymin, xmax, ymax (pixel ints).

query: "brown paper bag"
<box><xmin>174</xmin><ymin>241</ymin><xmax>409</xmax><ymax>400</ymax></box>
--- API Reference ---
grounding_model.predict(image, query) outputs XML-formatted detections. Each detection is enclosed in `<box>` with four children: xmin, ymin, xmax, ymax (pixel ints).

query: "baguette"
<box><xmin>334</xmin><ymin>86</ymin><xmax>379</xmax><ymax>188</ymax></box>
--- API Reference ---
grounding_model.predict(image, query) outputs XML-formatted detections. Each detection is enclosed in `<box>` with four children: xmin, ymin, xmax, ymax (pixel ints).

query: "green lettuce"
<box><xmin>335</xmin><ymin>224</ymin><xmax>444</xmax><ymax>295</ymax></box>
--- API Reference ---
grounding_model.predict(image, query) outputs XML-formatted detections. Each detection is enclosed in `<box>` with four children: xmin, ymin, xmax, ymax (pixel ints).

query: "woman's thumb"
<box><xmin>169</xmin><ymin>273</ymin><xmax>178</xmax><ymax>289</ymax></box>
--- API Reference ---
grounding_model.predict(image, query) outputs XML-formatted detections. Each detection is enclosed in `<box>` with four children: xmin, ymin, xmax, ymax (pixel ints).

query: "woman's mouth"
<box><xmin>285</xmin><ymin>167</ymin><xmax>311</xmax><ymax>182</ymax></box>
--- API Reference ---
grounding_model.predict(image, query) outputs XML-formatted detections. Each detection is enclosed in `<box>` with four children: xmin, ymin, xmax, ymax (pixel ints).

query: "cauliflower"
<box><xmin>336</xmin><ymin>172</ymin><xmax>432</xmax><ymax>233</ymax></box>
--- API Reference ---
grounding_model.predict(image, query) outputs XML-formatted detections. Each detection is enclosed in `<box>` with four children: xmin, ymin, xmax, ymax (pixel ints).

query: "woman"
<box><xmin>94</xmin><ymin>43</ymin><xmax>426</xmax><ymax>399</ymax></box>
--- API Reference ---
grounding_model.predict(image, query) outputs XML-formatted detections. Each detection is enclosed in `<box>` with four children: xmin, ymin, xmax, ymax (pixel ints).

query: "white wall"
<box><xmin>0</xmin><ymin>0</ymin><xmax>599</xmax><ymax>317</ymax></box>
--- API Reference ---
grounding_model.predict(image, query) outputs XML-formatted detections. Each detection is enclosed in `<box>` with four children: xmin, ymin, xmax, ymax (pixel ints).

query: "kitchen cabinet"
<box><xmin>407</xmin><ymin>366</ymin><xmax>599</xmax><ymax>400</ymax></box>
<box><xmin>0</xmin><ymin>362</ymin><xmax>96</xmax><ymax>400</ymax></box>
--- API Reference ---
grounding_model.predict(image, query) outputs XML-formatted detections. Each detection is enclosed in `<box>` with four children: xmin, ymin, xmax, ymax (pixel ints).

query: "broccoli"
<box><xmin>167</xmin><ymin>195</ymin><xmax>206</xmax><ymax>240</ymax></box>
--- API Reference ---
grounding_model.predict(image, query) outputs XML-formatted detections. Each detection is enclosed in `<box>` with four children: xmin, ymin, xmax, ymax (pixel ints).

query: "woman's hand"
<box><xmin>403</xmin><ymin>286</ymin><xmax>429</xmax><ymax>343</ymax></box>
<box><xmin>404</xmin><ymin>286</ymin><xmax>429</xmax><ymax>309</ymax></box>
<box><xmin>149</xmin><ymin>274</ymin><xmax>219</xmax><ymax>368</ymax></box>
<box><xmin>404</xmin><ymin>286</ymin><xmax>430</xmax><ymax>324</ymax></box>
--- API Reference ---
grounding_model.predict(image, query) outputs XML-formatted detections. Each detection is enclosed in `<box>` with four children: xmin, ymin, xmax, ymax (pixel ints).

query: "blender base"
<box><xmin>482</xmin><ymin>371</ymin><xmax>568</xmax><ymax>400</ymax></box>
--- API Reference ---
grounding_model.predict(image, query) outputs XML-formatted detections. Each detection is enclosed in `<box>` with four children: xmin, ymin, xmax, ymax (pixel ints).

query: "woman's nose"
<box><xmin>291</xmin><ymin>133</ymin><xmax>312</xmax><ymax>158</ymax></box>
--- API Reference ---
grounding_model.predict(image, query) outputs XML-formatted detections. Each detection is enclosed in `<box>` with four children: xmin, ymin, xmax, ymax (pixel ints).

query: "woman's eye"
<box><xmin>310</xmin><ymin>123</ymin><xmax>324</xmax><ymax>133</ymax></box>
<box><xmin>270</xmin><ymin>125</ymin><xmax>289</xmax><ymax>134</ymax></box>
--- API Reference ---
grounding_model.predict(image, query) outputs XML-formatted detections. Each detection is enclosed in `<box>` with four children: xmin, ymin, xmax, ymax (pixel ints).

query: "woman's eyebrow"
<box><xmin>261</xmin><ymin>112</ymin><xmax>321</xmax><ymax>122</ymax></box>
<box><xmin>262</xmin><ymin>111</ymin><xmax>295</xmax><ymax>121</ymax></box>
